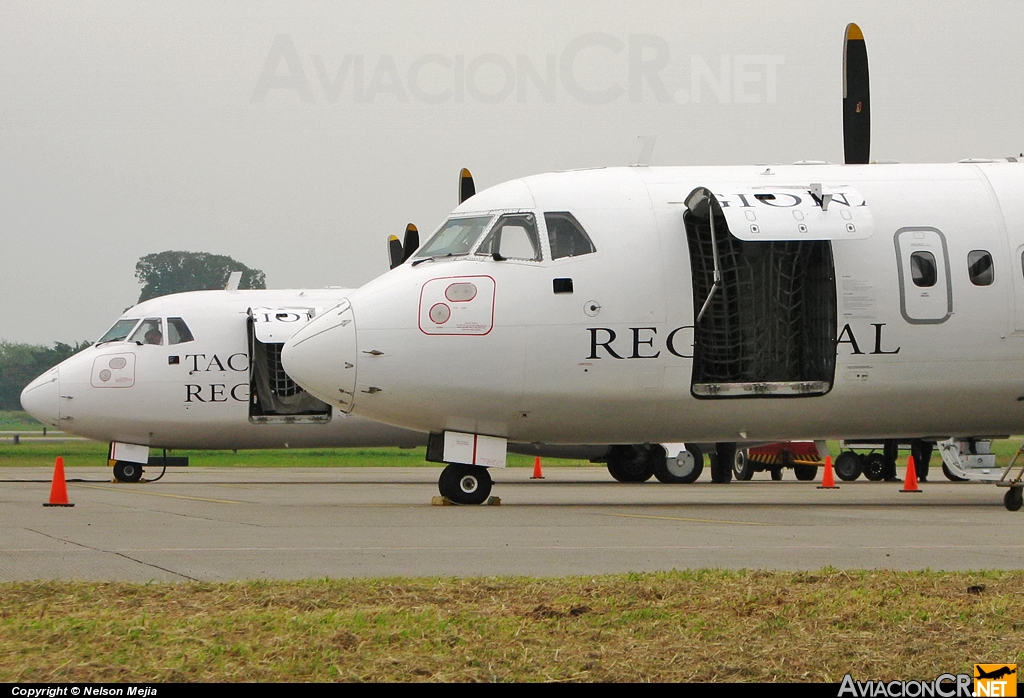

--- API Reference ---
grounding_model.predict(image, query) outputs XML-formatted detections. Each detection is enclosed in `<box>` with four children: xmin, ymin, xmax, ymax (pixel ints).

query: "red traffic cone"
<box><xmin>531</xmin><ymin>456</ymin><xmax>545</xmax><ymax>480</ymax></box>
<box><xmin>43</xmin><ymin>456</ymin><xmax>74</xmax><ymax>507</ymax></box>
<box><xmin>901</xmin><ymin>455</ymin><xmax>921</xmax><ymax>493</ymax></box>
<box><xmin>818</xmin><ymin>455</ymin><xmax>839</xmax><ymax>489</ymax></box>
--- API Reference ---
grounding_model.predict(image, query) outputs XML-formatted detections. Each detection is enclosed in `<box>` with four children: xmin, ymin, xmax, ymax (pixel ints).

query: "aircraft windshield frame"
<box><xmin>96</xmin><ymin>318</ymin><xmax>141</xmax><ymax>344</ymax></box>
<box><xmin>415</xmin><ymin>215</ymin><xmax>494</xmax><ymax>259</ymax></box>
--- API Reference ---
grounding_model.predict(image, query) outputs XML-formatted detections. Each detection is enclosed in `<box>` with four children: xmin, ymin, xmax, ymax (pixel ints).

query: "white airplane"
<box><xmin>280</xmin><ymin>24</ymin><xmax>1024</xmax><ymax>509</ymax></box>
<box><xmin>19</xmin><ymin>285</ymin><xmax>612</xmax><ymax>482</ymax></box>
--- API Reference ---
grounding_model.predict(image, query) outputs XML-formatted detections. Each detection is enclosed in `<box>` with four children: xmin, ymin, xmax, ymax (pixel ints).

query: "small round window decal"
<box><xmin>429</xmin><ymin>303</ymin><xmax>451</xmax><ymax>324</ymax></box>
<box><xmin>445</xmin><ymin>282</ymin><xmax>477</xmax><ymax>302</ymax></box>
<box><xmin>99</xmin><ymin>369</ymin><xmax>112</xmax><ymax>382</ymax></box>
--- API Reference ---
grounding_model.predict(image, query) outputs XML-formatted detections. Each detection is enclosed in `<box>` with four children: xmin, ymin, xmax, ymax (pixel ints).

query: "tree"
<box><xmin>135</xmin><ymin>251</ymin><xmax>266</xmax><ymax>303</ymax></box>
<box><xmin>0</xmin><ymin>341</ymin><xmax>91</xmax><ymax>410</ymax></box>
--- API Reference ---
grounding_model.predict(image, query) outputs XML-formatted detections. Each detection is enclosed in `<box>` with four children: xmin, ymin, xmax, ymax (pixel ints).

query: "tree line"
<box><xmin>1</xmin><ymin>251</ymin><xmax>265</xmax><ymax>411</ymax></box>
<box><xmin>0</xmin><ymin>341</ymin><xmax>92</xmax><ymax>410</ymax></box>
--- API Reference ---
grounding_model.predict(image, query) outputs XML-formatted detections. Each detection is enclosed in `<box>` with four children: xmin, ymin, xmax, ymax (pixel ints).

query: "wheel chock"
<box><xmin>431</xmin><ymin>495</ymin><xmax>502</xmax><ymax>506</ymax></box>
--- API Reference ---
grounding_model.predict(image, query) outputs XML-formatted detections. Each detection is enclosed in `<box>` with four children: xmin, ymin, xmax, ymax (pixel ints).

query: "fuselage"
<box><xmin>20</xmin><ymin>289</ymin><xmax>427</xmax><ymax>449</ymax></box>
<box><xmin>282</xmin><ymin>162</ymin><xmax>1024</xmax><ymax>444</ymax></box>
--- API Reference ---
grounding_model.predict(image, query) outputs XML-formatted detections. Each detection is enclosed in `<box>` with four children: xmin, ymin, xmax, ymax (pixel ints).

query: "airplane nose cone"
<box><xmin>282</xmin><ymin>300</ymin><xmax>359</xmax><ymax>413</ymax></box>
<box><xmin>20</xmin><ymin>368</ymin><xmax>61</xmax><ymax>428</ymax></box>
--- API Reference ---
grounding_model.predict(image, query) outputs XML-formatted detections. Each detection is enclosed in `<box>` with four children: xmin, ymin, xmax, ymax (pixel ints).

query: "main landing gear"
<box><xmin>604</xmin><ymin>444</ymin><xmax>707</xmax><ymax>483</ymax></box>
<box><xmin>438</xmin><ymin>462</ymin><xmax>493</xmax><ymax>505</ymax></box>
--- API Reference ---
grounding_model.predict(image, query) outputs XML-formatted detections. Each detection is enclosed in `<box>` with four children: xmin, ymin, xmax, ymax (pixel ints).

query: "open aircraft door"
<box><xmin>683</xmin><ymin>184</ymin><xmax>873</xmax><ymax>398</ymax></box>
<box><xmin>247</xmin><ymin>306</ymin><xmax>332</xmax><ymax>423</ymax></box>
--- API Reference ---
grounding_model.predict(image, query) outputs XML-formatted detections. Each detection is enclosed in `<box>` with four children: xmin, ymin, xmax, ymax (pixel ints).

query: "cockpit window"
<box><xmin>167</xmin><ymin>317</ymin><xmax>195</xmax><ymax>345</ymax></box>
<box><xmin>545</xmin><ymin>212</ymin><xmax>596</xmax><ymax>259</ymax></box>
<box><xmin>97</xmin><ymin>318</ymin><xmax>140</xmax><ymax>344</ymax></box>
<box><xmin>416</xmin><ymin>216</ymin><xmax>494</xmax><ymax>258</ymax></box>
<box><xmin>129</xmin><ymin>318</ymin><xmax>164</xmax><ymax>345</ymax></box>
<box><xmin>476</xmin><ymin>213</ymin><xmax>542</xmax><ymax>261</ymax></box>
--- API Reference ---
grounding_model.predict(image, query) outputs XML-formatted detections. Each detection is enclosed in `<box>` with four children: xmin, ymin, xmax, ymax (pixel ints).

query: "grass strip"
<box><xmin>1</xmin><ymin>570</ymin><xmax>1022</xmax><ymax>682</ymax></box>
<box><xmin>0</xmin><ymin>442</ymin><xmax>591</xmax><ymax>469</ymax></box>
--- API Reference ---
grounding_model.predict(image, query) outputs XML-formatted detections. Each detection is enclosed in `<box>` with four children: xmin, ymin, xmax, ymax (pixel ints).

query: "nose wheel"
<box><xmin>438</xmin><ymin>463</ymin><xmax>493</xmax><ymax>505</ymax></box>
<box><xmin>112</xmin><ymin>461</ymin><xmax>144</xmax><ymax>483</ymax></box>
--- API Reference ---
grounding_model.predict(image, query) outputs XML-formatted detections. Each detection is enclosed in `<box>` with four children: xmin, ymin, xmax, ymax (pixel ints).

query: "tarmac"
<box><xmin>2</xmin><ymin>465</ymin><xmax>1022</xmax><ymax>582</ymax></box>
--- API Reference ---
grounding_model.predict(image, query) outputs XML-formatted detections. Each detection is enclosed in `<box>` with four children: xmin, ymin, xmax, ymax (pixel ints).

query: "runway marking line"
<box><xmin>76</xmin><ymin>484</ymin><xmax>245</xmax><ymax>505</ymax></box>
<box><xmin>602</xmin><ymin>512</ymin><xmax>772</xmax><ymax>526</ymax></box>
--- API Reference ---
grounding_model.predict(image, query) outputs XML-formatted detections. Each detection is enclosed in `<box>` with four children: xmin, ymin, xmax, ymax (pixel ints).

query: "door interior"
<box><xmin>247</xmin><ymin>308</ymin><xmax>331</xmax><ymax>423</ymax></box>
<box><xmin>684</xmin><ymin>188</ymin><xmax>837</xmax><ymax>398</ymax></box>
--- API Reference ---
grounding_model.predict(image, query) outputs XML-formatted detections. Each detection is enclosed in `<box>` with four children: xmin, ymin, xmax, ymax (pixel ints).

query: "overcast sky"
<box><xmin>2</xmin><ymin>0</ymin><xmax>1022</xmax><ymax>345</ymax></box>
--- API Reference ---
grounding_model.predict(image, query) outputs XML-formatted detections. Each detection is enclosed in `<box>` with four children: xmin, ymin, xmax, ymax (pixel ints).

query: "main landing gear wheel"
<box><xmin>654</xmin><ymin>445</ymin><xmax>703</xmax><ymax>483</ymax></box>
<box><xmin>113</xmin><ymin>461</ymin><xmax>144</xmax><ymax>483</ymax></box>
<box><xmin>1004</xmin><ymin>487</ymin><xmax>1023</xmax><ymax>512</ymax></box>
<box><xmin>606</xmin><ymin>445</ymin><xmax>656</xmax><ymax>483</ymax></box>
<box><xmin>863</xmin><ymin>453</ymin><xmax>886</xmax><ymax>481</ymax></box>
<box><xmin>733</xmin><ymin>449</ymin><xmax>754</xmax><ymax>481</ymax></box>
<box><xmin>834</xmin><ymin>451</ymin><xmax>863</xmax><ymax>481</ymax></box>
<box><xmin>710</xmin><ymin>443</ymin><xmax>735</xmax><ymax>483</ymax></box>
<box><xmin>438</xmin><ymin>463</ymin><xmax>492</xmax><ymax>505</ymax></box>
<box><xmin>793</xmin><ymin>464</ymin><xmax>819</xmax><ymax>481</ymax></box>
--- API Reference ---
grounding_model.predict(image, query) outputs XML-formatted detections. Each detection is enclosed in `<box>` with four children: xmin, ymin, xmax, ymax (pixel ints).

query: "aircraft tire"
<box><xmin>770</xmin><ymin>468</ymin><xmax>783</xmax><ymax>481</ymax></box>
<box><xmin>793</xmin><ymin>464</ymin><xmax>818</xmax><ymax>481</ymax></box>
<box><xmin>834</xmin><ymin>451</ymin><xmax>862</xmax><ymax>481</ymax></box>
<box><xmin>654</xmin><ymin>445</ymin><xmax>703</xmax><ymax>483</ymax></box>
<box><xmin>710</xmin><ymin>443</ymin><xmax>735</xmax><ymax>483</ymax></box>
<box><xmin>438</xmin><ymin>463</ymin><xmax>492</xmax><ymax>505</ymax></box>
<box><xmin>606</xmin><ymin>445</ymin><xmax>656</xmax><ymax>483</ymax></box>
<box><xmin>942</xmin><ymin>463</ymin><xmax>969</xmax><ymax>482</ymax></box>
<box><xmin>113</xmin><ymin>461</ymin><xmax>143</xmax><ymax>483</ymax></box>
<box><xmin>732</xmin><ymin>449</ymin><xmax>754</xmax><ymax>481</ymax></box>
<box><xmin>863</xmin><ymin>453</ymin><xmax>886</xmax><ymax>481</ymax></box>
<box><xmin>1005</xmin><ymin>487</ymin><xmax>1023</xmax><ymax>512</ymax></box>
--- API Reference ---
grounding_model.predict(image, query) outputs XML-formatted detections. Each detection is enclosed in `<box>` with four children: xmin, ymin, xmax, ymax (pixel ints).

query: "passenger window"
<box><xmin>167</xmin><ymin>317</ymin><xmax>195</xmax><ymax>345</ymax></box>
<box><xmin>967</xmin><ymin>250</ymin><xmax>994</xmax><ymax>286</ymax></box>
<box><xmin>476</xmin><ymin>213</ymin><xmax>541</xmax><ymax>261</ymax></box>
<box><xmin>910</xmin><ymin>251</ymin><xmax>937</xmax><ymax>287</ymax></box>
<box><xmin>129</xmin><ymin>318</ymin><xmax>164</xmax><ymax>345</ymax></box>
<box><xmin>545</xmin><ymin>212</ymin><xmax>596</xmax><ymax>259</ymax></box>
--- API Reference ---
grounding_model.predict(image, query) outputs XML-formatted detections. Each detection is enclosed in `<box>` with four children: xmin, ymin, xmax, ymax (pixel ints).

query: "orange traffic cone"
<box><xmin>901</xmin><ymin>455</ymin><xmax>921</xmax><ymax>493</ymax></box>
<box><xmin>818</xmin><ymin>455</ymin><xmax>839</xmax><ymax>489</ymax></box>
<box><xmin>43</xmin><ymin>456</ymin><xmax>74</xmax><ymax>507</ymax></box>
<box><xmin>531</xmin><ymin>456</ymin><xmax>545</xmax><ymax>480</ymax></box>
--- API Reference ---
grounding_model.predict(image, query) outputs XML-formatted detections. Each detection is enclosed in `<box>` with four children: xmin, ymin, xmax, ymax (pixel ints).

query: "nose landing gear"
<box><xmin>112</xmin><ymin>461</ymin><xmax>144</xmax><ymax>483</ymax></box>
<box><xmin>438</xmin><ymin>462</ymin><xmax>493</xmax><ymax>505</ymax></box>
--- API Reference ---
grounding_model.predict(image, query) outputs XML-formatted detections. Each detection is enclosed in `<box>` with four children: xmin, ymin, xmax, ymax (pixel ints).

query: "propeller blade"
<box><xmin>843</xmin><ymin>22</ymin><xmax>871</xmax><ymax>164</ymax></box>
<box><xmin>401</xmin><ymin>224</ymin><xmax>419</xmax><ymax>263</ymax></box>
<box><xmin>388</xmin><ymin>235</ymin><xmax>404</xmax><ymax>270</ymax></box>
<box><xmin>459</xmin><ymin>168</ymin><xmax>475</xmax><ymax>204</ymax></box>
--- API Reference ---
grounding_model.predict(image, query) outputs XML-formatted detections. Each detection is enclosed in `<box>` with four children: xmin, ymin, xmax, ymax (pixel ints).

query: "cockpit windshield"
<box><xmin>415</xmin><ymin>216</ymin><xmax>493</xmax><ymax>259</ymax></box>
<box><xmin>129</xmin><ymin>318</ymin><xmax>164</xmax><ymax>346</ymax></box>
<box><xmin>96</xmin><ymin>318</ymin><xmax>140</xmax><ymax>344</ymax></box>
